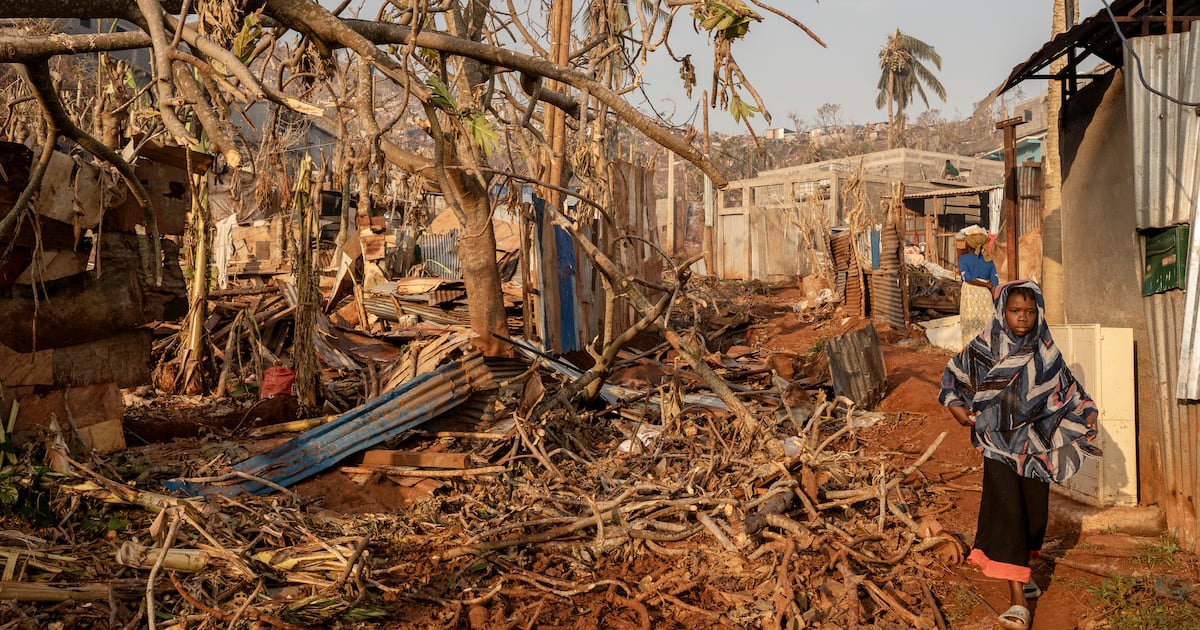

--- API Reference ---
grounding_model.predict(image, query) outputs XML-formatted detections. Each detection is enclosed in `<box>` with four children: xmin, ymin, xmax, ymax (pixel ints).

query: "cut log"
<box><xmin>0</xmin><ymin>233</ymin><xmax>186</xmax><ymax>352</ymax></box>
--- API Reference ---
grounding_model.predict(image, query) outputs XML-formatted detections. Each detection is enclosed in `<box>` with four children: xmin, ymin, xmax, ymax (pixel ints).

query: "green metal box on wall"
<box><xmin>1142</xmin><ymin>224</ymin><xmax>1189</xmax><ymax>296</ymax></box>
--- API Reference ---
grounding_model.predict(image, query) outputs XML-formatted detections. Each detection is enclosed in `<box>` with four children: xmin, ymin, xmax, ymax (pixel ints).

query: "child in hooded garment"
<box><xmin>940</xmin><ymin>281</ymin><xmax>1100</xmax><ymax>630</ymax></box>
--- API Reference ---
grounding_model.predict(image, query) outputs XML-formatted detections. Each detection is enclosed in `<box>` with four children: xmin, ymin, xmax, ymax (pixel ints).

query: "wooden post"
<box><xmin>931</xmin><ymin>196</ymin><xmax>943</xmax><ymax>266</ymax></box>
<box><xmin>997</xmin><ymin>117</ymin><xmax>1022</xmax><ymax>282</ymax></box>
<box><xmin>666</xmin><ymin>151</ymin><xmax>676</xmax><ymax>256</ymax></box>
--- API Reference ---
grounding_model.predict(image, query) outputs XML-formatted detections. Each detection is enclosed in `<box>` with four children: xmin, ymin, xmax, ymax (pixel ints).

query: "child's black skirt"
<box><xmin>968</xmin><ymin>456</ymin><xmax>1049</xmax><ymax>581</ymax></box>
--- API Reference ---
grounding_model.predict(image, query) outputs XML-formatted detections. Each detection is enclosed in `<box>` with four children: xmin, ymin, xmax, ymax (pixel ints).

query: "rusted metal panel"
<box><xmin>1124</xmin><ymin>30</ymin><xmax>1200</xmax><ymax>545</ymax></box>
<box><xmin>869</xmin><ymin>225</ymin><xmax>906</xmax><ymax>329</ymax></box>
<box><xmin>363</xmin><ymin>296</ymin><xmax>471</xmax><ymax>327</ymax></box>
<box><xmin>1126</xmin><ymin>31</ymin><xmax>1200</xmax><ymax>400</ymax></box>
<box><xmin>1142</xmin><ymin>291</ymin><xmax>1200</xmax><ymax>545</ymax></box>
<box><xmin>870</xmin><ymin>272</ymin><xmax>905</xmax><ymax>330</ymax></box>
<box><xmin>832</xmin><ymin>231</ymin><xmax>864</xmax><ymax>315</ymax></box>
<box><xmin>164</xmin><ymin>355</ymin><xmax>493</xmax><ymax>496</ymax></box>
<box><xmin>825</xmin><ymin>323</ymin><xmax>887</xmax><ymax>408</ymax></box>
<box><xmin>1017</xmin><ymin>163</ymin><xmax>1044</xmax><ymax>235</ymax></box>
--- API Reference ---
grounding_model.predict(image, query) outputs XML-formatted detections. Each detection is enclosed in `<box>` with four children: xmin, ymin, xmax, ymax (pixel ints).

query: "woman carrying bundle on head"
<box><xmin>956</xmin><ymin>227</ymin><xmax>998</xmax><ymax>347</ymax></box>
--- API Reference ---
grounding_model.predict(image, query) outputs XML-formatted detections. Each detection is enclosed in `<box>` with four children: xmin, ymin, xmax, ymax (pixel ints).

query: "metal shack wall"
<box><xmin>1060</xmin><ymin>68</ymin><xmax>1165</xmax><ymax>522</ymax></box>
<box><xmin>1125</xmin><ymin>30</ymin><xmax>1200</xmax><ymax>547</ymax></box>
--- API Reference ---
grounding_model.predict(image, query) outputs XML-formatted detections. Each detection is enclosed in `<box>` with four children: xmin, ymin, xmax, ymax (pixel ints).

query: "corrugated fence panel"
<box><xmin>1017</xmin><ymin>163</ymin><xmax>1043</xmax><ymax>235</ymax></box>
<box><xmin>870</xmin><ymin>226</ymin><xmax>905</xmax><ymax>329</ymax></box>
<box><xmin>418</xmin><ymin>231</ymin><xmax>462</xmax><ymax>278</ymax></box>
<box><xmin>1143</xmin><ymin>291</ymin><xmax>1200</xmax><ymax>547</ymax></box>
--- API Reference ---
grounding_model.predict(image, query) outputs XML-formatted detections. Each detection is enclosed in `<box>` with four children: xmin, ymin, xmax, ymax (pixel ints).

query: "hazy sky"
<box><xmin>331</xmin><ymin>0</ymin><xmax>1108</xmax><ymax>133</ymax></box>
<box><xmin>636</xmin><ymin>0</ymin><xmax>1107</xmax><ymax>133</ymax></box>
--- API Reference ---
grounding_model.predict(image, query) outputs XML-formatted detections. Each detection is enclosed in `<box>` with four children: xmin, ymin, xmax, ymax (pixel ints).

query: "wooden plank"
<box><xmin>360</xmin><ymin>450</ymin><xmax>469</xmax><ymax>469</ymax></box>
<box><xmin>103</xmin><ymin>160</ymin><xmax>191</xmax><ymax>235</ymax></box>
<box><xmin>12</xmin><ymin>248</ymin><xmax>90</xmax><ymax>284</ymax></box>
<box><xmin>360</xmin><ymin>232</ymin><xmax>387</xmax><ymax>261</ymax></box>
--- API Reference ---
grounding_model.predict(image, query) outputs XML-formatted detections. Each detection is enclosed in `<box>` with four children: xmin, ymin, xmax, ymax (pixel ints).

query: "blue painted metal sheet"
<box><xmin>164</xmin><ymin>358</ymin><xmax>487</xmax><ymax>496</ymax></box>
<box><xmin>554</xmin><ymin>226</ymin><xmax>579</xmax><ymax>352</ymax></box>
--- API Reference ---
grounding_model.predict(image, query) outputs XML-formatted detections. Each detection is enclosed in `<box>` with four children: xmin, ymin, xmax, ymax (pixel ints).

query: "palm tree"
<box><xmin>875</xmin><ymin>29</ymin><xmax>947</xmax><ymax>148</ymax></box>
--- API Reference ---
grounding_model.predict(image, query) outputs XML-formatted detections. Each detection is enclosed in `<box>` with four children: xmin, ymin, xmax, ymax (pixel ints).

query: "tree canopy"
<box><xmin>874</xmin><ymin>28</ymin><xmax>946</xmax><ymax>148</ymax></box>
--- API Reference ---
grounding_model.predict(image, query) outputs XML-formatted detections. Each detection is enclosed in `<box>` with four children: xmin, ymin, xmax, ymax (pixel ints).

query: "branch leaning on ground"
<box><xmin>529</xmin><ymin>252</ymin><xmax>695</xmax><ymax>419</ymax></box>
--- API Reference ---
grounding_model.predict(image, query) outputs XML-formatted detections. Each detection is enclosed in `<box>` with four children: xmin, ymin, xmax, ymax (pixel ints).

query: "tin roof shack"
<box><xmin>1001</xmin><ymin>0</ymin><xmax>1200</xmax><ymax>545</ymax></box>
<box><xmin>0</xmin><ymin>141</ymin><xmax>197</xmax><ymax>454</ymax></box>
<box><xmin>711</xmin><ymin>148</ymin><xmax>1005</xmax><ymax>283</ymax></box>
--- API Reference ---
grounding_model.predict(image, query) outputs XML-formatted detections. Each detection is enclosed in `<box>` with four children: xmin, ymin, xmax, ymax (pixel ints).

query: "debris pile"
<box><xmin>0</xmin><ymin>327</ymin><xmax>965</xmax><ymax>627</ymax></box>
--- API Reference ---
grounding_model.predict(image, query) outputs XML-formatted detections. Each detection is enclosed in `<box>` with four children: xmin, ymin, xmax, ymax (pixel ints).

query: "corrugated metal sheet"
<box><xmin>1126</xmin><ymin>29</ymin><xmax>1200</xmax><ymax>544</ymax></box>
<box><xmin>1017</xmin><ymin>163</ymin><xmax>1043</xmax><ymax>236</ymax></box>
<box><xmin>1143</xmin><ymin>291</ymin><xmax>1200</xmax><ymax>546</ymax></box>
<box><xmin>1126</xmin><ymin>31</ymin><xmax>1200</xmax><ymax>399</ymax></box>
<box><xmin>901</xmin><ymin>184</ymin><xmax>1001</xmax><ymax>200</ymax></box>
<box><xmin>825</xmin><ymin>323</ymin><xmax>887</xmax><ymax>408</ymax></box>
<box><xmin>832</xmin><ymin>231</ymin><xmax>864</xmax><ymax>316</ymax></box>
<box><xmin>418</xmin><ymin>231</ymin><xmax>463</xmax><ymax>278</ymax></box>
<box><xmin>164</xmin><ymin>355</ymin><xmax>493</xmax><ymax>496</ymax></box>
<box><xmin>870</xmin><ymin>226</ymin><xmax>906</xmax><ymax>329</ymax></box>
<box><xmin>1127</xmin><ymin>31</ymin><xmax>1200</xmax><ymax>228</ymax></box>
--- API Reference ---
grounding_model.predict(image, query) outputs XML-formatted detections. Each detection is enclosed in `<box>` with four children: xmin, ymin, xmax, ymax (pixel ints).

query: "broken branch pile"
<box><xmin>0</xmin><ymin>376</ymin><xmax>965</xmax><ymax>628</ymax></box>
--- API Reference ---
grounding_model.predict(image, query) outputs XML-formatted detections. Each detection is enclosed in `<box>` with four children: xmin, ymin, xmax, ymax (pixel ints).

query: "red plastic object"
<box><xmin>260</xmin><ymin>366</ymin><xmax>296</xmax><ymax>399</ymax></box>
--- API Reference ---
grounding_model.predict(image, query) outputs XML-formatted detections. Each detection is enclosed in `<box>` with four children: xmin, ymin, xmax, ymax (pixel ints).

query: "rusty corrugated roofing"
<box><xmin>998</xmin><ymin>0</ymin><xmax>1200</xmax><ymax>95</ymax></box>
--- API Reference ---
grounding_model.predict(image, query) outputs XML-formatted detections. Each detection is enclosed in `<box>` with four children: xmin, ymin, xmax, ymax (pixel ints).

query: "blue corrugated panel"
<box><xmin>164</xmin><ymin>358</ymin><xmax>488</xmax><ymax>496</ymax></box>
<box><xmin>555</xmin><ymin>226</ymin><xmax>579</xmax><ymax>352</ymax></box>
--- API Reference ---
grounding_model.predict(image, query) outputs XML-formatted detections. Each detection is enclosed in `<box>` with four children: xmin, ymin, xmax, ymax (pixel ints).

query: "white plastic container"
<box><xmin>919</xmin><ymin>315</ymin><xmax>963</xmax><ymax>352</ymax></box>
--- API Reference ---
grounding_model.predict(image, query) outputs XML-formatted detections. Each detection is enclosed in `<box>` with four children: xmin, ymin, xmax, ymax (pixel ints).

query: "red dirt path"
<box><xmin>755</xmin><ymin>286</ymin><xmax>1128</xmax><ymax>629</ymax></box>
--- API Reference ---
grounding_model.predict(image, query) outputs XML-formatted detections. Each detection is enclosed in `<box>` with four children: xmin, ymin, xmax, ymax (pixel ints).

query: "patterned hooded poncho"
<box><xmin>939</xmin><ymin>281</ymin><xmax>1100</xmax><ymax>483</ymax></box>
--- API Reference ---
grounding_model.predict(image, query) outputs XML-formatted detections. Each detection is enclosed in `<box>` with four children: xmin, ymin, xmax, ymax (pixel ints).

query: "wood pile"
<box><xmin>906</xmin><ymin>265</ymin><xmax>960</xmax><ymax>316</ymax></box>
<box><xmin>0</xmin><ymin>272</ymin><xmax>966</xmax><ymax>628</ymax></box>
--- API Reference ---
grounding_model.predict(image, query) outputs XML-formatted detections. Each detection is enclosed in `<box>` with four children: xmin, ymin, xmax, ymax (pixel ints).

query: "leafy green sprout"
<box><xmin>1134</xmin><ymin>535</ymin><xmax>1181</xmax><ymax>568</ymax></box>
